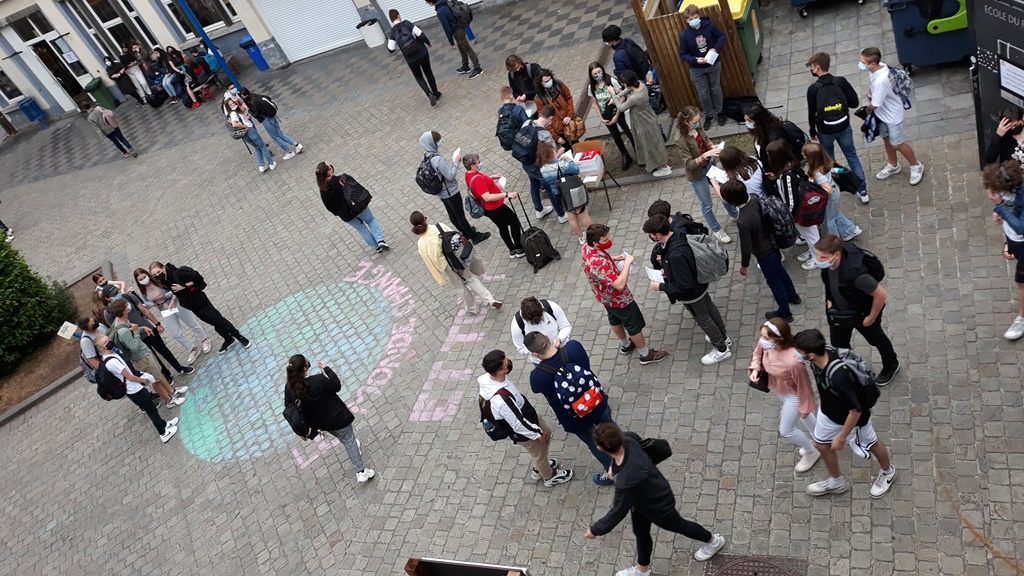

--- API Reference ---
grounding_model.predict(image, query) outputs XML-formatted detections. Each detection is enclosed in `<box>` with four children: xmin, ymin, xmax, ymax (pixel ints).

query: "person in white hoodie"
<box><xmin>479</xmin><ymin>350</ymin><xmax>573</xmax><ymax>487</ymax></box>
<box><xmin>511</xmin><ymin>297</ymin><xmax>573</xmax><ymax>364</ymax></box>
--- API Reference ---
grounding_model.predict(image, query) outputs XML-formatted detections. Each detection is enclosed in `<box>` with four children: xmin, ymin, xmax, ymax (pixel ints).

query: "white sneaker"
<box><xmin>858</xmin><ymin>191</ymin><xmax>870</xmax><ymax>204</ymax></box>
<box><xmin>615</xmin><ymin>566</ymin><xmax>651</xmax><ymax>576</ymax></box>
<box><xmin>797</xmin><ymin>250</ymin><xmax>812</xmax><ymax>262</ymax></box>
<box><xmin>536</xmin><ymin>206</ymin><xmax>553</xmax><ymax>219</ymax></box>
<box><xmin>841</xmin><ymin>226</ymin><xmax>863</xmax><ymax>241</ymax></box>
<box><xmin>694</xmin><ymin>534</ymin><xmax>725</xmax><ymax>561</ymax></box>
<box><xmin>806</xmin><ymin>476</ymin><xmax>848</xmax><ymax>496</ymax></box>
<box><xmin>186</xmin><ymin>347</ymin><xmax>200</xmax><ymax>364</ymax></box>
<box><xmin>909</xmin><ymin>163</ymin><xmax>924</xmax><ymax>185</ymax></box>
<box><xmin>201</xmin><ymin>339</ymin><xmax>212</xmax><ymax>353</ymax></box>
<box><xmin>795</xmin><ymin>448</ymin><xmax>820</xmax><ymax>473</ymax></box>
<box><xmin>281</xmin><ymin>151</ymin><xmax>296</xmax><ymax>161</ymax></box>
<box><xmin>173</xmin><ymin>385</ymin><xmax>189</xmax><ymax>396</ymax></box>
<box><xmin>557</xmin><ymin>214</ymin><xmax>569</xmax><ymax>224</ymax></box>
<box><xmin>160</xmin><ymin>423</ymin><xmax>178</xmax><ymax>443</ymax></box>
<box><xmin>166</xmin><ymin>396</ymin><xmax>186</xmax><ymax>408</ymax></box>
<box><xmin>652</xmin><ymin>166</ymin><xmax>672</xmax><ymax>178</ymax></box>
<box><xmin>530</xmin><ymin>458</ymin><xmax>559</xmax><ymax>481</ymax></box>
<box><xmin>294</xmin><ymin>143</ymin><xmax>304</xmax><ymax>154</ymax></box>
<box><xmin>1004</xmin><ymin>316</ymin><xmax>1024</xmax><ymax>340</ymax></box>
<box><xmin>268</xmin><ymin>161</ymin><xmax>277</xmax><ymax>171</ymax></box>
<box><xmin>712</xmin><ymin>229</ymin><xmax>732</xmax><ymax>244</ymax></box>
<box><xmin>704</xmin><ymin>335</ymin><xmax>732</xmax><ymax>347</ymax></box>
<box><xmin>794</xmin><ymin>236</ymin><xmax>807</xmax><ymax>245</ymax></box>
<box><xmin>543</xmin><ymin>468</ymin><xmax>573</xmax><ymax>487</ymax></box>
<box><xmin>578</xmin><ymin>236</ymin><xmax>586</xmax><ymax>245</ymax></box>
<box><xmin>869</xmin><ymin>467</ymin><xmax>896</xmax><ymax>498</ymax></box>
<box><xmin>165</xmin><ymin>417</ymin><xmax>179</xmax><ymax>427</ymax></box>
<box><xmin>800</xmin><ymin>258</ymin><xmax>817</xmax><ymax>271</ymax></box>
<box><xmin>701</xmin><ymin>348</ymin><xmax>732</xmax><ymax>366</ymax></box>
<box><xmin>875</xmin><ymin>163</ymin><xmax>902</xmax><ymax>180</ymax></box>
<box><xmin>356</xmin><ymin>468</ymin><xmax>376</xmax><ymax>483</ymax></box>
<box><xmin>258</xmin><ymin>165</ymin><xmax>267</xmax><ymax>173</ymax></box>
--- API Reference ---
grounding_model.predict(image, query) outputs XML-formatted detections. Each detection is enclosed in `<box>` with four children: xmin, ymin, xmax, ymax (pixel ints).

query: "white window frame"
<box><xmin>0</xmin><ymin>69</ymin><xmax>25</xmax><ymax>107</ymax></box>
<box><xmin>160</xmin><ymin>0</ymin><xmax>239</xmax><ymax>40</ymax></box>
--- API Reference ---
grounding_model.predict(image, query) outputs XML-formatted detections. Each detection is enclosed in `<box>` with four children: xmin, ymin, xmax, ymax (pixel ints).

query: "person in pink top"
<box><xmin>748</xmin><ymin>317</ymin><xmax>820</xmax><ymax>473</ymax></box>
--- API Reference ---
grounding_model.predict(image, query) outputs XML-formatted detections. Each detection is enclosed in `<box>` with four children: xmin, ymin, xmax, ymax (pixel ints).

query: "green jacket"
<box><xmin>87</xmin><ymin>107</ymin><xmax>114</xmax><ymax>137</ymax></box>
<box><xmin>109</xmin><ymin>320</ymin><xmax>149</xmax><ymax>361</ymax></box>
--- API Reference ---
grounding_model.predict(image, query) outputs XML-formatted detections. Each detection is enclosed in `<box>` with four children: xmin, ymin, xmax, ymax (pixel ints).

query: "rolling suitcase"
<box><xmin>512</xmin><ymin>195</ymin><xmax>560</xmax><ymax>273</ymax></box>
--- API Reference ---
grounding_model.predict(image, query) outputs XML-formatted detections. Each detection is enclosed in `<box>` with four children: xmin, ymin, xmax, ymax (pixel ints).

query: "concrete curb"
<box><xmin>0</xmin><ymin>368</ymin><xmax>82</xmax><ymax>428</ymax></box>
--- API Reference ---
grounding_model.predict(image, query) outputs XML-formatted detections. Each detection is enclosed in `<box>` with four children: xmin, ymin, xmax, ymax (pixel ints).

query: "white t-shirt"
<box><xmin>740</xmin><ymin>159</ymin><xmax>765</xmax><ymax>197</ymax></box>
<box><xmin>229</xmin><ymin>110</ymin><xmax>253</xmax><ymax>128</ymax></box>
<box><xmin>869</xmin><ymin>64</ymin><xmax>904</xmax><ymax>125</ymax></box>
<box><xmin>101</xmin><ymin>353</ymin><xmax>143</xmax><ymax>395</ymax></box>
<box><xmin>813</xmin><ymin>170</ymin><xmax>835</xmax><ymax>192</ymax></box>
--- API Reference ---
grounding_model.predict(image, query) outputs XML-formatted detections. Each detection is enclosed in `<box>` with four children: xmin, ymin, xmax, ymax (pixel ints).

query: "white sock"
<box><xmin>825</xmin><ymin>476</ymin><xmax>843</xmax><ymax>488</ymax></box>
<box><xmin>620</xmin><ymin>338</ymin><xmax>631</xmax><ymax>347</ymax></box>
<box><xmin>638</xmin><ymin>346</ymin><xmax>650</xmax><ymax>357</ymax></box>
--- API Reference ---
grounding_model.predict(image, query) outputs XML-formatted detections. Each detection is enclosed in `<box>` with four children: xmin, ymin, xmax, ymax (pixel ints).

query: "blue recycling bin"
<box><xmin>239</xmin><ymin>34</ymin><xmax>269</xmax><ymax>72</ymax></box>
<box><xmin>884</xmin><ymin>0</ymin><xmax>970</xmax><ymax>72</ymax></box>
<box><xmin>18</xmin><ymin>97</ymin><xmax>47</xmax><ymax>129</ymax></box>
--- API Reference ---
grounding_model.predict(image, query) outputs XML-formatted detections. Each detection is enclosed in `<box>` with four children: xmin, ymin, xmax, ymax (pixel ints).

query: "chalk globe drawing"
<box><xmin>179</xmin><ymin>282</ymin><xmax>393</xmax><ymax>463</ymax></box>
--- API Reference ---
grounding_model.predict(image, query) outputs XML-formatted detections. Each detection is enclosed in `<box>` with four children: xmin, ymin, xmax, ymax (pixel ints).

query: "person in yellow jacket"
<box><xmin>410</xmin><ymin>211</ymin><xmax>502</xmax><ymax>314</ymax></box>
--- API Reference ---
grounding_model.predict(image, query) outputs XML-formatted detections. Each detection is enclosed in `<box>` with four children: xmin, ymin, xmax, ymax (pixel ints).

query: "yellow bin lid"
<box><xmin>679</xmin><ymin>0</ymin><xmax>748</xmax><ymax>20</ymax></box>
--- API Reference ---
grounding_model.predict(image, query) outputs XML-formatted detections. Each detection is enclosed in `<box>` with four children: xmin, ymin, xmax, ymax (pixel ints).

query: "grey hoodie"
<box><xmin>419</xmin><ymin>131</ymin><xmax>460</xmax><ymax>200</ymax></box>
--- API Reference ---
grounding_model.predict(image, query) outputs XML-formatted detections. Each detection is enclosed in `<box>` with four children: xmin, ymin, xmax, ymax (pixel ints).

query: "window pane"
<box><xmin>120</xmin><ymin>0</ymin><xmax>136</xmax><ymax>13</ymax></box>
<box><xmin>0</xmin><ymin>70</ymin><xmax>23</xmax><ymax>100</ymax></box>
<box><xmin>86</xmin><ymin>0</ymin><xmax>119</xmax><ymax>24</ymax></box>
<box><xmin>107</xmin><ymin>23</ymin><xmax>136</xmax><ymax>53</ymax></box>
<box><xmin>184</xmin><ymin>0</ymin><xmax>220</xmax><ymax>28</ymax></box>
<box><xmin>133</xmin><ymin>17</ymin><xmax>158</xmax><ymax>46</ymax></box>
<box><xmin>28</xmin><ymin>12</ymin><xmax>55</xmax><ymax>34</ymax></box>
<box><xmin>165</xmin><ymin>2</ymin><xmax>194</xmax><ymax>35</ymax></box>
<box><xmin>66</xmin><ymin>58</ymin><xmax>88</xmax><ymax>76</ymax></box>
<box><xmin>68</xmin><ymin>3</ymin><xmax>98</xmax><ymax>34</ymax></box>
<box><xmin>223</xmin><ymin>0</ymin><xmax>237</xmax><ymax>17</ymax></box>
<box><xmin>10</xmin><ymin>18</ymin><xmax>38</xmax><ymax>42</ymax></box>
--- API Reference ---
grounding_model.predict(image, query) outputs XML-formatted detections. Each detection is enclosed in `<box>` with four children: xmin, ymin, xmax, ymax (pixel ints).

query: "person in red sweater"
<box><xmin>463</xmin><ymin>153</ymin><xmax>525</xmax><ymax>259</ymax></box>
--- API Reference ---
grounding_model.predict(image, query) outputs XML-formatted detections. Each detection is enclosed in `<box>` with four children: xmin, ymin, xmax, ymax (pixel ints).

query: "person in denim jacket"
<box><xmin>986</xmin><ymin>161</ymin><xmax>1024</xmax><ymax>339</ymax></box>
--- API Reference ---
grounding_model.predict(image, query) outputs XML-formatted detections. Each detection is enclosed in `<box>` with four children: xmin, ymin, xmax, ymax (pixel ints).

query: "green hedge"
<box><xmin>0</xmin><ymin>241</ymin><xmax>79</xmax><ymax>376</ymax></box>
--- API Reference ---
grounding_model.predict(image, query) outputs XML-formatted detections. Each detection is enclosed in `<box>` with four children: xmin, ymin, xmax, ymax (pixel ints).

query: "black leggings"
<box><xmin>127</xmin><ymin>389</ymin><xmax>166</xmax><ymax>435</ymax></box>
<box><xmin>189</xmin><ymin>303</ymin><xmax>242</xmax><ymax>343</ymax></box>
<box><xmin>631</xmin><ymin>508</ymin><xmax>712</xmax><ymax>566</ymax></box>
<box><xmin>484</xmin><ymin>204</ymin><xmax>522</xmax><ymax>251</ymax></box>
<box><xmin>606</xmin><ymin>113</ymin><xmax>635</xmax><ymax>158</ymax></box>
<box><xmin>441</xmin><ymin>193</ymin><xmax>480</xmax><ymax>240</ymax></box>
<box><xmin>407</xmin><ymin>55</ymin><xmax>438</xmax><ymax>97</ymax></box>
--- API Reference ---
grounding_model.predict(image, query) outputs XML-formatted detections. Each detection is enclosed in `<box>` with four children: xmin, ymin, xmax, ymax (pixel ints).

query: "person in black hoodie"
<box><xmin>285</xmin><ymin>354</ymin><xmax>375</xmax><ymax>483</ymax></box>
<box><xmin>148</xmin><ymin>261</ymin><xmax>250</xmax><ymax>354</ymax></box>
<box><xmin>315</xmin><ymin>161</ymin><xmax>390</xmax><ymax>253</ymax></box>
<box><xmin>241</xmin><ymin>88</ymin><xmax>303</xmax><ymax>160</ymax></box>
<box><xmin>387</xmin><ymin>9</ymin><xmax>441</xmax><ymax>106</ymax></box>
<box><xmin>585</xmin><ymin>424</ymin><xmax>725</xmax><ymax>574</ymax></box>
<box><xmin>643</xmin><ymin>214</ymin><xmax>731</xmax><ymax>366</ymax></box>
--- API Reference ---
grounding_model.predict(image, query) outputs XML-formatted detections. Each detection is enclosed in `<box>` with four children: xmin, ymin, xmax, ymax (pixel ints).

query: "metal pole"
<box><xmin>172</xmin><ymin>0</ymin><xmax>241</xmax><ymax>90</ymax></box>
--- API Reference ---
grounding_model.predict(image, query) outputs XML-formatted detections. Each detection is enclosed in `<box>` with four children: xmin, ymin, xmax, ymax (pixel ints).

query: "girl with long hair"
<box><xmin>609</xmin><ymin>70</ymin><xmax>670</xmax><ymax>177</ymax></box>
<box><xmin>536</xmin><ymin>141</ymin><xmax>592</xmax><ymax>245</ymax></box>
<box><xmin>533</xmin><ymin>68</ymin><xmax>576</xmax><ymax>150</ymax></box>
<box><xmin>676</xmin><ymin>105</ymin><xmax>733</xmax><ymax>242</ymax></box>
<box><xmin>225</xmin><ymin>96</ymin><xmax>274</xmax><ymax>173</ymax></box>
<box><xmin>803</xmin><ymin>142</ymin><xmax>861</xmax><ymax>242</ymax></box>
<box><xmin>134</xmin><ymin>267</ymin><xmax>211</xmax><ymax>364</ymax></box>
<box><xmin>716</xmin><ymin>144</ymin><xmax>764</xmax><ymax>198</ymax></box>
<box><xmin>316</xmin><ymin>162</ymin><xmax>389</xmax><ymax>253</ymax></box>
<box><xmin>284</xmin><ymin>354</ymin><xmax>375</xmax><ymax>483</ymax></box>
<box><xmin>767</xmin><ymin>140</ymin><xmax>818</xmax><ymax>270</ymax></box>
<box><xmin>586</xmin><ymin>61</ymin><xmax>634</xmax><ymax>169</ymax></box>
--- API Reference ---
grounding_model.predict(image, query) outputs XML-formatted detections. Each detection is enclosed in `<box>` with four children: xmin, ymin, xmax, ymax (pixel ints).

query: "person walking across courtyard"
<box><xmin>426</xmin><ymin>0</ymin><xmax>482</xmax><ymax>79</ymax></box>
<box><xmin>411</xmin><ymin>211</ymin><xmax>501</xmax><ymax>314</ymax></box>
<box><xmin>860</xmin><ymin>47</ymin><xmax>924</xmax><ymax>186</ymax></box>
<box><xmin>388</xmin><ymin>9</ymin><xmax>441</xmax><ymax>106</ymax></box>
<box><xmin>82</xmin><ymin>101</ymin><xmax>136</xmax><ymax>159</ymax></box>
<box><xmin>316</xmin><ymin>162</ymin><xmax>390</xmax><ymax>254</ymax></box>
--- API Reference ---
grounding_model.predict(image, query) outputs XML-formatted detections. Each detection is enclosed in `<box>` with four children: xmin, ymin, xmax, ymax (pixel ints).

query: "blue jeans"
<box><xmin>691</xmin><ymin>164</ymin><xmax>737</xmax><ymax>232</ymax></box>
<box><xmin>818</xmin><ymin>127</ymin><xmax>867</xmax><ymax>194</ymax></box>
<box><xmin>262</xmin><ymin>115</ymin><xmax>297</xmax><ymax>152</ymax></box>
<box><xmin>571</xmin><ymin>407</ymin><xmax>616</xmax><ymax>470</ymax></box>
<box><xmin>244</xmin><ymin>127</ymin><xmax>271</xmax><ymax>168</ymax></box>
<box><xmin>756</xmin><ymin>250</ymin><xmax>798</xmax><ymax>317</ymax></box>
<box><xmin>324</xmin><ymin>425</ymin><xmax>365</xmax><ymax>473</ymax></box>
<box><xmin>824</xmin><ymin>188</ymin><xmax>857</xmax><ymax>238</ymax></box>
<box><xmin>347</xmin><ymin>206</ymin><xmax>385</xmax><ymax>249</ymax></box>
<box><xmin>522</xmin><ymin>163</ymin><xmax>561</xmax><ymax>215</ymax></box>
<box><xmin>161</xmin><ymin>74</ymin><xmax>178</xmax><ymax>98</ymax></box>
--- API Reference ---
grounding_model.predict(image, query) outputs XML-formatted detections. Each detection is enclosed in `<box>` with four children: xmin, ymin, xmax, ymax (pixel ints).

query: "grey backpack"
<box><xmin>685</xmin><ymin>234</ymin><xmax>729</xmax><ymax>284</ymax></box>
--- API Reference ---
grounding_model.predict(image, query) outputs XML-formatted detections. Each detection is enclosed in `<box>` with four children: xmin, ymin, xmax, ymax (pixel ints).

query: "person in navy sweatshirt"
<box><xmin>426</xmin><ymin>0</ymin><xmax>482</xmax><ymax>79</ymax></box>
<box><xmin>678</xmin><ymin>4</ymin><xmax>726</xmax><ymax>130</ymax></box>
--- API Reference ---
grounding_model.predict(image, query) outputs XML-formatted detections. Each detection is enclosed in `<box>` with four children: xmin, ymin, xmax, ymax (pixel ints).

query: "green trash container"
<box><xmin>84</xmin><ymin>77</ymin><xmax>117</xmax><ymax>109</ymax></box>
<box><xmin>732</xmin><ymin>0</ymin><xmax>763</xmax><ymax>77</ymax></box>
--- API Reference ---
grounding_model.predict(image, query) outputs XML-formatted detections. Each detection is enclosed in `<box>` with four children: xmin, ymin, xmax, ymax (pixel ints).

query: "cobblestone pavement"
<box><xmin>1</xmin><ymin>1</ymin><xmax>1020</xmax><ymax>576</ymax></box>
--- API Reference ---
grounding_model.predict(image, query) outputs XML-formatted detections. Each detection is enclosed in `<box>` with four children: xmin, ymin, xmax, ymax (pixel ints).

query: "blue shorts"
<box><xmin>878</xmin><ymin>119</ymin><xmax>906</xmax><ymax>146</ymax></box>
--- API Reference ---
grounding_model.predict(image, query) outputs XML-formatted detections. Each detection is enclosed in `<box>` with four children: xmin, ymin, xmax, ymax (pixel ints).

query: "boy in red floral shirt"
<box><xmin>582</xmin><ymin>223</ymin><xmax>668</xmax><ymax>364</ymax></box>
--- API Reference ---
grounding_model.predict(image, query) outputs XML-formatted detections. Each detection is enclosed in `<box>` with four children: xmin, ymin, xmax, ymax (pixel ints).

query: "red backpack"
<box><xmin>794</xmin><ymin>179</ymin><xmax>829</xmax><ymax>226</ymax></box>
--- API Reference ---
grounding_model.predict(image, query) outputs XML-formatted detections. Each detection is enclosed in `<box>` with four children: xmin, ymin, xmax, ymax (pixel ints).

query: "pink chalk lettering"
<box><xmin>408</xmin><ymin>361</ymin><xmax>472</xmax><ymax>422</ymax></box>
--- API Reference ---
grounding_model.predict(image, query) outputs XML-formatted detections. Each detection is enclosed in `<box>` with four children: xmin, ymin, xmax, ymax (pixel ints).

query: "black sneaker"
<box><xmin>218</xmin><ymin>339</ymin><xmax>236</xmax><ymax>354</ymax></box>
<box><xmin>377</xmin><ymin>240</ymin><xmax>391</xmax><ymax>251</ymax></box>
<box><xmin>469</xmin><ymin>68</ymin><xmax>483</xmax><ymax>79</ymax></box>
<box><xmin>179</xmin><ymin>366</ymin><xmax>196</xmax><ymax>375</ymax></box>
<box><xmin>789</xmin><ymin>296</ymin><xmax>802</xmax><ymax>305</ymax></box>
<box><xmin>717</xmin><ymin>113</ymin><xmax>728</xmax><ymax>126</ymax></box>
<box><xmin>875</xmin><ymin>361</ymin><xmax>900</xmax><ymax>386</ymax></box>
<box><xmin>619</xmin><ymin>341</ymin><xmax>637</xmax><ymax>355</ymax></box>
<box><xmin>433</xmin><ymin>92</ymin><xmax>442</xmax><ymax>101</ymax></box>
<box><xmin>765</xmin><ymin>311</ymin><xmax>794</xmax><ymax>323</ymax></box>
<box><xmin>428</xmin><ymin>93</ymin><xmax>436</xmax><ymax>107</ymax></box>
<box><xmin>238</xmin><ymin>336</ymin><xmax>252</xmax><ymax>349</ymax></box>
<box><xmin>472</xmin><ymin>232</ymin><xmax>491</xmax><ymax>244</ymax></box>
<box><xmin>621</xmin><ymin>155</ymin><xmax>633</xmax><ymax>171</ymax></box>
<box><xmin>456</xmin><ymin>66</ymin><xmax>471</xmax><ymax>74</ymax></box>
<box><xmin>703</xmin><ymin>116</ymin><xmax>714</xmax><ymax>130</ymax></box>
<box><xmin>150</xmin><ymin>392</ymin><xmax>161</xmax><ymax>401</ymax></box>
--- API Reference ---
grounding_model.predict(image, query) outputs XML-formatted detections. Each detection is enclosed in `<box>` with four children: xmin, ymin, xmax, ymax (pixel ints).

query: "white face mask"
<box><xmin>689</xmin><ymin>17</ymin><xmax>701</xmax><ymax>28</ymax></box>
<box><xmin>139</xmin><ymin>277</ymin><xmax>150</xmax><ymax>286</ymax></box>
<box><xmin>857</xmin><ymin>61</ymin><xmax>869</xmax><ymax>71</ymax></box>
<box><xmin>542</xmin><ymin>80</ymin><xmax>554</xmax><ymax>89</ymax></box>
<box><xmin>745</xmin><ymin>120</ymin><xmax>756</xmax><ymax>130</ymax></box>
<box><xmin>759</xmin><ymin>338</ymin><xmax>775</xmax><ymax>350</ymax></box>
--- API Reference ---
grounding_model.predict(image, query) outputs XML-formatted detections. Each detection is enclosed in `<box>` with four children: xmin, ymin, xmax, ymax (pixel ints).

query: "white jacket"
<box><xmin>510</xmin><ymin>300</ymin><xmax>573</xmax><ymax>364</ymax></box>
<box><xmin>477</xmin><ymin>374</ymin><xmax>542</xmax><ymax>440</ymax></box>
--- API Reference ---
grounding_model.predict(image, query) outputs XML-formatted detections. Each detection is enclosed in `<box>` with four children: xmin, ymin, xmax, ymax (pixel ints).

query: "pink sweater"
<box><xmin>748</xmin><ymin>345</ymin><xmax>817</xmax><ymax>415</ymax></box>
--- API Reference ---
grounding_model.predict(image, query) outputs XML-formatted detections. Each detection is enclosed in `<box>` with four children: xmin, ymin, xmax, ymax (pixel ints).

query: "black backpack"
<box><xmin>450</xmin><ymin>0</ymin><xmax>473</xmax><ymax>26</ymax></box>
<box><xmin>258</xmin><ymin>95</ymin><xmax>278</xmax><ymax>118</ymax></box>
<box><xmin>283</xmin><ymin>398</ymin><xmax>318</xmax><ymax>439</ymax></box>
<box><xmin>479</xmin><ymin>390</ymin><xmax>512</xmax><ymax>441</ymax></box>
<box><xmin>496</xmin><ymin>104</ymin><xmax>519</xmax><ymax>151</ymax></box>
<box><xmin>815</xmin><ymin>76</ymin><xmax>849</xmax><ymax>133</ymax></box>
<box><xmin>514</xmin><ymin>299</ymin><xmax>554</xmax><ymax>335</ymax></box>
<box><xmin>415</xmin><ymin>153</ymin><xmax>443</xmax><ymax>195</ymax></box>
<box><xmin>848</xmin><ymin>244</ymin><xmax>886</xmax><ymax>281</ymax></box>
<box><xmin>393</xmin><ymin>22</ymin><xmax>417</xmax><ymax>55</ymax></box>
<box><xmin>780</xmin><ymin>121</ymin><xmax>808</xmax><ymax>160</ymax></box>
<box><xmin>622</xmin><ymin>39</ymin><xmax>652</xmax><ymax>78</ymax></box>
<box><xmin>437</xmin><ymin>224</ymin><xmax>473</xmax><ymax>276</ymax></box>
<box><xmin>95</xmin><ymin>357</ymin><xmax>128</xmax><ymax>401</ymax></box>
<box><xmin>824</xmin><ymin>347</ymin><xmax>880</xmax><ymax>411</ymax></box>
<box><xmin>511</xmin><ymin>122</ymin><xmax>540</xmax><ymax>164</ymax></box>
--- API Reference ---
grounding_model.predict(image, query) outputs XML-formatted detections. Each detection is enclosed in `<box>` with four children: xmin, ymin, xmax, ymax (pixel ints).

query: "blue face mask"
<box><xmin>814</xmin><ymin>254</ymin><xmax>835</xmax><ymax>269</ymax></box>
<box><xmin>477</xmin><ymin>162</ymin><xmax>483</xmax><ymax>170</ymax></box>
<box><xmin>689</xmin><ymin>17</ymin><xmax>701</xmax><ymax>28</ymax></box>
<box><xmin>745</xmin><ymin>120</ymin><xmax>755</xmax><ymax>130</ymax></box>
<box><xmin>437</xmin><ymin>140</ymin><xmax>442</xmax><ymax>148</ymax></box>
<box><xmin>593</xmin><ymin>72</ymin><xmax>603</xmax><ymax>81</ymax></box>
<box><xmin>794</xmin><ymin>351</ymin><xmax>806</xmax><ymax>362</ymax></box>
<box><xmin>543</xmin><ymin>80</ymin><xmax>554</xmax><ymax>89</ymax></box>
<box><xmin>858</xmin><ymin>61</ymin><xmax>868</xmax><ymax>71</ymax></box>
<box><xmin>691</xmin><ymin>121</ymin><xmax>701</xmax><ymax>130</ymax></box>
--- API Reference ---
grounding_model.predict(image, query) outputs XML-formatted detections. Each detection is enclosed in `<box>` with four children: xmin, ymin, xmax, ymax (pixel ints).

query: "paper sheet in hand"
<box><xmin>645</xmin><ymin>267</ymin><xmax>665</xmax><ymax>283</ymax></box>
<box><xmin>705</xmin><ymin>51</ymin><xmax>719</xmax><ymax>65</ymax></box>
<box><xmin>706</xmin><ymin>164</ymin><xmax>730</xmax><ymax>184</ymax></box>
<box><xmin>161</xmin><ymin>308</ymin><xmax>179</xmax><ymax>317</ymax></box>
<box><xmin>57</xmin><ymin>321</ymin><xmax>77</xmax><ymax>340</ymax></box>
<box><xmin>453</xmin><ymin>147</ymin><xmax>461</xmax><ymax>165</ymax></box>
<box><xmin>615</xmin><ymin>252</ymin><xmax>636</xmax><ymax>274</ymax></box>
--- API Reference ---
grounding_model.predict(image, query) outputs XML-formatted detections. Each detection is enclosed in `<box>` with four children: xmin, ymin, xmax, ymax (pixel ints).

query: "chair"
<box><xmin>572</xmin><ymin>140</ymin><xmax>620</xmax><ymax>211</ymax></box>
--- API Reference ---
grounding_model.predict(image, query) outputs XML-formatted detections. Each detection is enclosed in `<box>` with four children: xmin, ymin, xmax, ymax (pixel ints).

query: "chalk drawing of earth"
<box><xmin>179</xmin><ymin>282</ymin><xmax>393</xmax><ymax>463</ymax></box>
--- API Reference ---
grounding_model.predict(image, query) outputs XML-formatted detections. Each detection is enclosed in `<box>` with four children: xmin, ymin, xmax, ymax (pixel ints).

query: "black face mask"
<box><xmin>649</xmin><ymin>234</ymin><xmax>660</xmax><ymax>243</ymax></box>
<box><xmin>505</xmin><ymin>360</ymin><xmax>514</xmax><ymax>374</ymax></box>
<box><xmin>154</xmin><ymin>272</ymin><xmax>167</xmax><ymax>283</ymax></box>
<box><xmin>1011</xmin><ymin>125</ymin><xmax>1024</xmax><ymax>136</ymax></box>
<box><xmin>810</xmin><ymin>71</ymin><xmax>819</xmax><ymax>77</ymax></box>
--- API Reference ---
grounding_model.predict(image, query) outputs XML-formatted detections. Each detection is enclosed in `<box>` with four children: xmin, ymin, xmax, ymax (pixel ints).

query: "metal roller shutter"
<box><xmin>253</xmin><ymin>0</ymin><xmax>363</xmax><ymax>62</ymax></box>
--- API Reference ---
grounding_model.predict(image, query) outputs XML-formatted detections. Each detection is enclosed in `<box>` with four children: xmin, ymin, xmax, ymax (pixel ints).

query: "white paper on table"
<box><xmin>452</xmin><ymin>148</ymin><xmax>461</xmax><ymax>165</ymax></box>
<box><xmin>645</xmin><ymin>267</ymin><xmax>665</xmax><ymax>283</ymax></box>
<box><xmin>161</xmin><ymin>308</ymin><xmax>179</xmax><ymax>317</ymax></box>
<box><xmin>705</xmin><ymin>51</ymin><xmax>719</xmax><ymax>65</ymax></box>
<box><xmin>706</xmin><ymin>164</ymin><xmax>730</xmax><ymax>184</ymax></box>
<box><xmin>496</xmin><ymin>176</ymin><xmax>507</xmax><ymax>192</ymax></box>
<box><xmin>583</xmin><ymin>175</ymin><xmax>600</xmax><ymax>183</ymax></box>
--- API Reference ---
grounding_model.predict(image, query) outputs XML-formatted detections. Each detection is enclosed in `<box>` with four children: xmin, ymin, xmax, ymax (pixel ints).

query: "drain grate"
<box><xmin>703</xmin><ymin>555</ymin><xmax>809</xmax><ymax>576</ymax></box>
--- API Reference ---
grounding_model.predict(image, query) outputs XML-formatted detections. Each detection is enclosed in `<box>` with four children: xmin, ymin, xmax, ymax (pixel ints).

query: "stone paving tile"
<box><xmin>0</xmin><ymin>1</ymin><xmax>1018</xmax><ymax>576</ymax></box>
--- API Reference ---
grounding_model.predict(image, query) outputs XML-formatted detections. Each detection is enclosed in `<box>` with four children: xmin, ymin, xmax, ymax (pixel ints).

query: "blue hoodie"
<box><xmin>678</xmin><ymin>16</ymin><xmax>725</xmax><ymax>68</ymax></box>
<box><xmin>432</xmin><ymin>0</ymin><xmax>462</xmax><ymax>46</ymax></box>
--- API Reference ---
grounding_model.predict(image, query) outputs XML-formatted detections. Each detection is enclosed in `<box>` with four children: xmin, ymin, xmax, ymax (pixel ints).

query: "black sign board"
<box><xmin>970</xmin><ymin>0</ymin><xmax>1024</xmax><ymax>166</ymax></box>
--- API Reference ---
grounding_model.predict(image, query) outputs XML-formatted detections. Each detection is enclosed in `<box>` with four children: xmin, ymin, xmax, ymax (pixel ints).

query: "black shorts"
<box><xmin>605</xmin><ymin>301</ymin><xmax>646</xmax><ymax>336</ymax></box>
<box><xmin>1009</xmin><ymin>239</ymin><xmax>1024</xmax><ymax>283</ymax></box>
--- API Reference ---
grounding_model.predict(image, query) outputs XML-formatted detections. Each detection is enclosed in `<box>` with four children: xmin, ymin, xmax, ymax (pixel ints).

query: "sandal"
<box><xmin>1004</xmin><ymin>244</ymin><xmax>1016</xmax><ymax>260</ymax></box>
